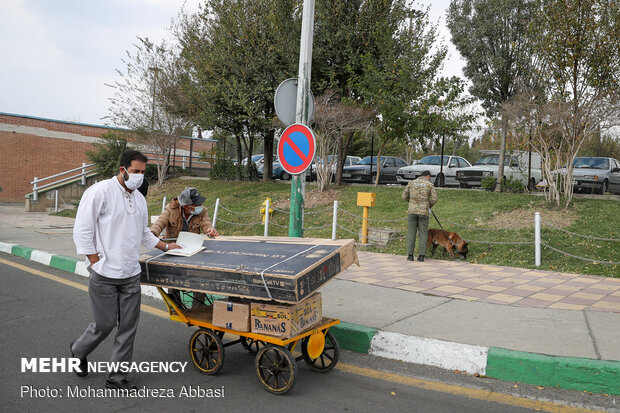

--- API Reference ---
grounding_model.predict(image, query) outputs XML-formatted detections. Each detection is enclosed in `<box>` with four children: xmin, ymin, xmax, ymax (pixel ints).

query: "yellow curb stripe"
<box><xmin>336</xmin><ymin>363</ymin><xmax>598</xmax><ymax>413</ymax></box>
<box><xmin>0</xmin><ymin>257</ymin><xmax>600</xmax><ymax>412</ymax></box>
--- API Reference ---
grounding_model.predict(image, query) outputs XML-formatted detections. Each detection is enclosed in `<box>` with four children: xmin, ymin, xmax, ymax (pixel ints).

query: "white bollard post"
<box><xmin>535</xmin><ymin>212</ymin><xmax>541</xmax><ymax>267</ymax></box>
<box><xmin>332</xmin><ymin>200</ymin><xmax>338</xmax><ymax>240</ymax></box>
<box><xmin>212</xmin><ymin>198</ymin><xmax>220</xmax><ymax>228</ymax></box>
<box><xmin>264</xmin><ymin>199</ymin><xmax>270</xmax><ymax>237</ymax></box>
<box><xmin>81</xmin><ymin>163</ymin><xmax>87</xmax><ymax>185</ymax></box>
<box><xmin>161</xmin><ymin>196</ymin><xmax>167</xmax><ymax>213</ymax></box>
<box><xmin>55</xmin><ymin>190</ymin><xmax>59</xmax><ymax>213</ymax></box>
<box><xmin>33</xmin><ymin>177</ymin><xmax>39</xmax><ymax>202</ymax></box>
<box><xmin>182</xmin><ymin>157</ymin><xmax>186</xmax><ymax>170</ymax></box>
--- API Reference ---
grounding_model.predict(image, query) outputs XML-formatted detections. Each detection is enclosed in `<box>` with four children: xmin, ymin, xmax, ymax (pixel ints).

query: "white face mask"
<box><xmin>123</xmin><ymin>167</ymin><xmax>144</xmax><ymax>190</ymax></box>
<box><xmin>191</xmin><ymin>206</ymin><xmax>204</xmax><ymax>215</ymax></box>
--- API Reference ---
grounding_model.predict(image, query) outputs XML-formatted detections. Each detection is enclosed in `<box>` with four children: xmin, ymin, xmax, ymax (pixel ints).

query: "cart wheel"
<box><xmin>302</xmin><ymin>331</ymin><xmax>340</xmax><ymax>372</ymax></box>
<box><xmin>189</xmin><ymin>328</ymin><xmax>225</xmax><ymax>375</ymax></box>
<box><xmin>241</xmin><ymin>337</ymin><xmax>265</xmax><ymax>355</ymax></box>
<box><xmin>255</xmin><ymin>345</ymin><xmax>298</xmax><ymax>395</ymax></box>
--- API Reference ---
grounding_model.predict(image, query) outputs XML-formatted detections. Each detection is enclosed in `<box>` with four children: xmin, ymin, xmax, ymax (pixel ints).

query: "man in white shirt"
<box><xmin>71</xmin><ymin>150</ymin><xmax>180</xmax><ymax>390</ymax></box>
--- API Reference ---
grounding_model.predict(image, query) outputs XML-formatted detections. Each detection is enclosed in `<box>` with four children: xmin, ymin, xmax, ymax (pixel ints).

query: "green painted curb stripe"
<box><xmin>11</xmin><ymin>245</ymin><xmax>33</xmax><ymax>259</ymax></box>
<box><xmin>49</xmin><ymin>255</ymin><xmax>77</xmax><ymax>273</ymax></box>
<box><xmin>330</xmin><ymin>321</ymin><xmax>377</xmax><ymax>354</ymax></box>
<box><xmin>486</xmin><ymin>347</ymin><xmax>620</xmax><ymax>395</ymax></box>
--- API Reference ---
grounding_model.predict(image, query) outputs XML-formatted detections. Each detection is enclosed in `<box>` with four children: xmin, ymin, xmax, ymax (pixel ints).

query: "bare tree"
<box><xmin>311</xmin><ymin>91</ymin><xmax>375</xmax><ymax>191</ymax></box>
<box><xmin>106</xmin><ymin>37</ymin><xmax>192</xmax><ymax>186</ymax></box>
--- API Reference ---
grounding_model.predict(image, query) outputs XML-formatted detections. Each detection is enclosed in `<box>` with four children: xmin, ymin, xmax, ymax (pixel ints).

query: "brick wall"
<box><xmin>0</xmin><ymin>113</ymin><xmax>215</xmax><ymax>202</ymax></box>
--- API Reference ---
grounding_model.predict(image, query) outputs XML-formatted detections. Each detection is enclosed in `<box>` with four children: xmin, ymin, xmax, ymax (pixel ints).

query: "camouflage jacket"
<box><xmin>402</xmin><ymin>176</ymin><xmax>438</xmax><ymax>215</ymax></box>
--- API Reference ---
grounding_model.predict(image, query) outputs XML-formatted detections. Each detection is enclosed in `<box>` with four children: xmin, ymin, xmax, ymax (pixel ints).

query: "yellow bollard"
<box><xmin>260</xmin><ymin>198</ymin><xmax>274</xmax><ymax>223</ymax></box>
<box><xmin>356</xmin><ymin>192</ymin><xmax>376</xmax><ymax>244</ymax></box>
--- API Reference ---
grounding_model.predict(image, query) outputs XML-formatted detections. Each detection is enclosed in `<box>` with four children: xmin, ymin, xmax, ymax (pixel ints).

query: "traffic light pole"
<box><xmin>289</xmin><ymin>0</ymin><xmax>315</xmax><ymax>237</ymax></box>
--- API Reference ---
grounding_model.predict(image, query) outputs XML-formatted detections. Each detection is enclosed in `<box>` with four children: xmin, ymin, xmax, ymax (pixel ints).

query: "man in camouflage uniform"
<box><xmin>402</xmin><ymin>170</ymin><xmax>438</xmax><ymax>262</ymax></box>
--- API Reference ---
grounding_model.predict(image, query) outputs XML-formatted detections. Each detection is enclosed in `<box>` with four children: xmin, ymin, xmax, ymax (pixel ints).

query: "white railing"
<box><xmin>31</xmin><ymin>163</ymin><xmax>96</xmax><ymax>202</ymax></box>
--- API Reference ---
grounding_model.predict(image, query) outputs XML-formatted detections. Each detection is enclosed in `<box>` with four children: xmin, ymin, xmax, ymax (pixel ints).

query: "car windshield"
<box><xmin>573</xmin><ymin>157</ymin><xmax>609</xmax><ymax>169</ymax></box>
<box><xmin>358</xmin><ymin>156</ymin><xmax>383</xmax><ymax>166</ymax></box>
<box><xmin>418</xmin><ymin>155</ymin><xmax>449</xmax><ymax>166</ymax></box>
<box><xmin>474</xmin><ymin>155</ymin><xmax>512</xmax><ymax>166</ymax></box>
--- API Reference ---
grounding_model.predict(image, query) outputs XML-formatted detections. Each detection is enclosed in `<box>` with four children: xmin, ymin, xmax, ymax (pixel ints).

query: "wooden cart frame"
<box><xmin>156</xmin><ymin>288</ymin><xmax>341</xmax><ymax>395</ymax></box>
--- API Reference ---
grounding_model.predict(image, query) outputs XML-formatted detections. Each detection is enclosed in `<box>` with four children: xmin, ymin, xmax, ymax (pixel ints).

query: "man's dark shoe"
<box><xmin>407</xmin><ymin>255</ymin><xmax>414</xmax><ymax>261</ymax></box>
<box><xmin>105</xmin><ymin>379</ymin><xmax>137</xmax><ymax>391</ymax></box>
<box><xmin>417</xmin><ymin>255</ymin><xmax>425</xmax><ymax>262</ymax></box>
<box><xmin>70</xmin><ymin>342</ymin><xmax>88</xmax><ymax>377</ymax></box>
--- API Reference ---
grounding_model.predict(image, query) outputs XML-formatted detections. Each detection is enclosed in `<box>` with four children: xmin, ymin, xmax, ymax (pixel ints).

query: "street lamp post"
<box><xmin>289</xmin><ymin>0</ymin><xmax>315</xmax><ymax>238</ymax></box>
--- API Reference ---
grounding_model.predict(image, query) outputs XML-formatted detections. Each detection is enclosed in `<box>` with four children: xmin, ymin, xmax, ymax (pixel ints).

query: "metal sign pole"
<box><xmin>289</xmin><ymin>0</ymin><xmax>315</xmax><ymax>238</ymax></box>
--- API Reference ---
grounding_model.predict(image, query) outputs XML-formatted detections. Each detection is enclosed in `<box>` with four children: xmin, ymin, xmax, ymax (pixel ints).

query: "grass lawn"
<box><xmin>56</xmin><ymin>178</ymin><xmax>620</xmax><ymax>278</ymax></box>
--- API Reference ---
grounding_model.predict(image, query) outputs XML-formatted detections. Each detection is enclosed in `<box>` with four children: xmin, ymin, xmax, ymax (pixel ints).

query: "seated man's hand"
<box><xmin>206</xmin><ymin>227</ymin><xmax>219</xmax><ymax>237</ymax></box>
<box><xmin>167</xmin><ymin>242</ymin><xmax>182</xmax><ymax>250</ymax></box>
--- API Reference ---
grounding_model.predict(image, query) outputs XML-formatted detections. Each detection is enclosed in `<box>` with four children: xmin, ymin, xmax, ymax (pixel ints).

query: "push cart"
<box><xmin>155</xmin><ymin>288</ymin><xmax>341</xmax><ymax>395</ymax></box>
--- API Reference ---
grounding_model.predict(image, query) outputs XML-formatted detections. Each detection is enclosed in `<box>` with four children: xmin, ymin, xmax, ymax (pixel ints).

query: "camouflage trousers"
<box><xmin>407</xmin><ymin>214</ymin><xmax>429</xmax><ymax>256</ymax></box>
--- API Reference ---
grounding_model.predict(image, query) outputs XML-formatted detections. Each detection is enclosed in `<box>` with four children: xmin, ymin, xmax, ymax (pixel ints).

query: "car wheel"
<box><xmin>371</xmin><ymin>175</ymin><xmax>378</xmax><ymax>185</ymax></box>
<box><xmin>459</xmin><ymin>182</ymin><xmax>469</xmax><ymax>189</ymax></box>
<box><xmin>528</xmin><ymin>177</ymin><xmax>536</xmax><ymax>191</ymax></box>
<box><xmin>434</xmin><ymin>173</ymin><xmax>445</xmax><ymax>187</ymax></box>
<box><xmin>596</xmin><ymin>180</ymin><xmax>609</xmax><ymax>195</ymax></box>
<box><xmin>281</xmin><ymin>172</ymin><xmax>291</xmax><ymax>181</ymax></box>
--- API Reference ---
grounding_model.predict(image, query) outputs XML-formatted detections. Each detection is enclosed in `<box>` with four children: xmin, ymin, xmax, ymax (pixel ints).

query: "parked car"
<box><xmin>455</xmin><ymin>150</ymin><xmax>543</xmax><ymax>189</ymax></box>
<box><xmin>309</xmin><ymin>155</ymin><xmax>362</xmax><ymax>181</ymax></box>
<box><xmin>235</xmin><ymin>154</ymin><xmax>264</xmax><ymax>167</ymax></box>
<box><xmin>396</xmin><ymin>155</ymin><xmax>472</xmax><ymax>186</ymax></box>
<box><xmin>342</xmin><ymin>156</ymin><xmax>408</xmax><ymax>184</ymax></box>
<box><xmin>552</xmin><ymin>157</ymin><xmax>620</xmax><ymax>194</ymax></box>
<box><xmin>257</xmin><ymin>158</ymin><xmax>292</xmax><ymax>180</ymax></box>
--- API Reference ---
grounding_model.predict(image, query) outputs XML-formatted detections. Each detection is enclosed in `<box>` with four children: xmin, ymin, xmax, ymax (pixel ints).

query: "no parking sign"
<box><xmin>277</xmin><ymin>124</ymin><xmax>316</xmax><ymax>175</ymax></box>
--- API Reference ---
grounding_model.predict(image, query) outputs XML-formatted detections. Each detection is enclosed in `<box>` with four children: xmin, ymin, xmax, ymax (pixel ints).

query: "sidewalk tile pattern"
<box><xmin>337</xmin><ymin>252</ymin><xmax>620</xmax><ymax>313</ymax></box>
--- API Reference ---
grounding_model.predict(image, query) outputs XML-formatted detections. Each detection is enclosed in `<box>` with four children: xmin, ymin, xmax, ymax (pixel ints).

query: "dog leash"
<box><xmin>431</xmin><ymin>209</ymin><xmax>444</xmax><ymax>230</ymax></box>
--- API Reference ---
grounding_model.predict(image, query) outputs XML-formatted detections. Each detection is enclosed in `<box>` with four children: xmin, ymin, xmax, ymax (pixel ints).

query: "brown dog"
<box><xmin>427</xmin><ymin>228</ymin><xmax>468</xmax><ymax>259</ymax></box>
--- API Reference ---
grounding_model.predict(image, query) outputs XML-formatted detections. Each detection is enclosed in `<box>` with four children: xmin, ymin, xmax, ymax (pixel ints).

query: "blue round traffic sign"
<box><xmin>277</xmin><ymin>124</ymin><xmax>316</xmax><ymax>174</ymax></box>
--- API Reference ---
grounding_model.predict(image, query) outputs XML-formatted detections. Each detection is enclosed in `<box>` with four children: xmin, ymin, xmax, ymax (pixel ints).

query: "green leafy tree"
<box><xmin>447</xmin><ymin>0</ymin><xmax>537</xmax><ymax>191</ymax></box>
<box><xmin>174</xmin><ymin>0</ymin><xmax>300</xmax><ymax>181</ymax></box>
<box><xmin>356</xmin><ymin>2</ymin><xmax>463</xmax><ymax>185</ymax></box>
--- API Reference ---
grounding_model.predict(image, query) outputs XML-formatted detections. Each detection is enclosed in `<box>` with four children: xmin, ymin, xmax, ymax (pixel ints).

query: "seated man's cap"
<box><xmin>178</xmin><ymin>187</ymin><xmax>206</xmax><ymax>206</ymax></box>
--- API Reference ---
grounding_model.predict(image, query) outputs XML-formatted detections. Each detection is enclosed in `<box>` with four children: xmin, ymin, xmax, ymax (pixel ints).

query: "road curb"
<box><xmin>486</xmin><ymin>348</ymin><xmax>620</xmax><ymax>395</ymax></box>
<box><xmin>2</xmin><ymin>241</ymin><xmax>618</xmax><ymax>395</ymax></box>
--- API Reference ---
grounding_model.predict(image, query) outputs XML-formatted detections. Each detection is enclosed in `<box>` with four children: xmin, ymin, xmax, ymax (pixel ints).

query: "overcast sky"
<box><xmin>0</xmin><ymin>0</ymin><xmax>463</xmax><ymax>126</ymax></box>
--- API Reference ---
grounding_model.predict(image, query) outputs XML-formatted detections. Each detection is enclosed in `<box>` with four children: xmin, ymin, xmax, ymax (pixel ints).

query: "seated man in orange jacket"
<box><xmin>151</xmin><ymin>187</ymin><xmax>219</xmax><ymax>239</ymax></box>
<box><xmin>151</xmin><ymin>187</ymin><xmax>218</xmax><ymax>307</ymax></box>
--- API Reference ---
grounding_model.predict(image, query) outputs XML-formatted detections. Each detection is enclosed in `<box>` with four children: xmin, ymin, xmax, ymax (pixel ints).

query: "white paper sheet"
<box><xmin>165</xmin><ymin>231</ymin><xmax>205</xmax><ymax>257</ymax></box>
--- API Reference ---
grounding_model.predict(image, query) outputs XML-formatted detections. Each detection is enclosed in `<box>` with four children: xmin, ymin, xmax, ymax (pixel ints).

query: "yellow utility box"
<box><xmin>357</xmin><ymin>192</ymin><xmax>376</xmax><ymax>244</ymax></box>
<box><xmin>357</xmin><ymin>192</ymin><xmax>376</xmax><ymax>207</ymax></box>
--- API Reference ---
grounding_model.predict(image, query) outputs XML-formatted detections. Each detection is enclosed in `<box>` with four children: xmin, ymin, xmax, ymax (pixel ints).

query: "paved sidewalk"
<box><xmin>1</xmin><ymin>203</ymin><xmax>620</xmax><ymax>396</ymax></box>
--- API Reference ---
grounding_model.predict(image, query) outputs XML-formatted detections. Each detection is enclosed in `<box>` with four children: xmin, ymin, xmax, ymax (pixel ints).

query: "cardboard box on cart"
<box><xmin>251</xmin><ymin>293</ymin><xmax>322</xmax><ymax>338</ymax></box>
<box><xmin>140</xmin><ymin>236</ymin><xmax>358</xmax><ymax>304</ymax></box>
<box><xmin>212</xmin><ymin>300</ymin><xmax>251</xmax><ymax>331</ymax></box>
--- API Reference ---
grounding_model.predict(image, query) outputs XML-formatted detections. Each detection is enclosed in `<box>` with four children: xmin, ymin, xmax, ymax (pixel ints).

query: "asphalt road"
<box><xmin>0</xmin><ymin>254</ymin><xmax>614</xmax><ymax>413</ymax></box>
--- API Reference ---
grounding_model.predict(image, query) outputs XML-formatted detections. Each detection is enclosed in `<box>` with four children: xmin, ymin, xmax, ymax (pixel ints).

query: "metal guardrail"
<box><xmin>30</xmin><ymin>163</ymin><xmax>97</xmax><ymax>202</ymax></box>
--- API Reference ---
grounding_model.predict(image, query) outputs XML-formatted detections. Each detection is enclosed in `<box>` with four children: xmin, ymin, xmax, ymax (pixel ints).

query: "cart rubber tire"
<box><xmin>255</xmin><ymin>345</ymin><xmax>298</xmax><ymax>395</ymax></box>
<box><xmin>301</xmin><ymin>331</ymin><xmax>340</xmax><ymax>373</ymax></box>
<box><xmin>189</xmin><ymin>328</ymin><xmax>225</xmax><ymax>375</ymax></box>
<box><xmin>241</xmin><ymin>337</ymin><xmax>265</xmax><ymax>355</ymax></box>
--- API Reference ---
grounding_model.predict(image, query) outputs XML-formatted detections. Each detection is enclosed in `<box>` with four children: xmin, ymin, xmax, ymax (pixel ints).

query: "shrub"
<box><xmin>481</xmin><ymin>176</ymin><xmax>496</xmax><ymax>191</ymax></box>
<box><xmin>481</xmin><ymin>176</ymin><xmax>525</xmax><ymax>193</ymax></box>
<box><xmin>85</xmin><ymin>132</ymin><xmax>133</xmax><ymax>179</ymax></box>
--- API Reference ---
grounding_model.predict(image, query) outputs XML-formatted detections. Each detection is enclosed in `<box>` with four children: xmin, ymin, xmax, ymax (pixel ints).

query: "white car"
<box><xmin>396</xmin><ymin>155</ymin><xmax>472</xmax><ymax>186</ymax></box>
<box><xmin>456</xmin><ymin>152</ymin><xmax>543</xmax><ymax>189</ymax></box>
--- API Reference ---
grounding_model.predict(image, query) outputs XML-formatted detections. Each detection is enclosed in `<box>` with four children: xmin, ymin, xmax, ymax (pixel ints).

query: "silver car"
<box><xmin>554</xmin><ymin>157</ymin><xmax>620</xmax><ymax>194</ymax></box>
